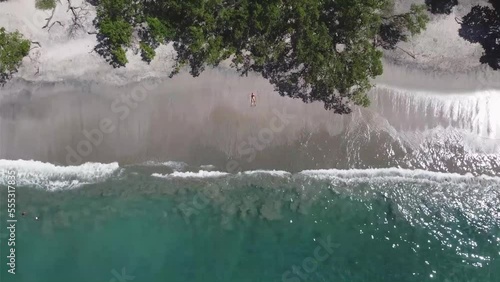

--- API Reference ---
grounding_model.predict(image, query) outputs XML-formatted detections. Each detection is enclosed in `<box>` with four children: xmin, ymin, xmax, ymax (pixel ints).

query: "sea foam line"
<box><xmin>242</xmin><ymin>170</ymin><xmax>291</xmax><ymax>177</ymax></box>
<box><xmin>299</xmin><ymin>168</ymin><xmax>500</xmax><ymax>184</ymax></box>
<box><xmin>152</xmin><ymin>169</ymin><xmax>292</xmax><ymax>179</ymax></box>
<box><xmin>138</xmin><ymin>160</ymin><xmax>188</xmax><ymax>170</ymax></box>
<box><xmin>0</xmin><ymin>159</ymin><xmax>120</xmax><ymax>190</ymax></box>
<box><xmin>151</xmin><ymin>167</ymin><xmax>500</xmax><ymax>183</ymax></box>
<box><xmin>152</xmin><ymin>170</ymin><xmax>229</xmax><ymax>179</ymax></box>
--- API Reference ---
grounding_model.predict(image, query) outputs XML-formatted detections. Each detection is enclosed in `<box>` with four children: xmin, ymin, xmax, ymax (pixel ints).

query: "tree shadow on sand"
<box><xmin>378</xmin><ymin>23</ymin><xmax>406</xmax><ymax>50</ymax></box>
<box><xmin>425</xmin><ymin>0</ymin><xmax>458</xmax><ymax>15</ymax></box>
<box><xmin>459</xmin><ymin>1</ymin><xmax>500</xmax><ymax>70</ymax></box>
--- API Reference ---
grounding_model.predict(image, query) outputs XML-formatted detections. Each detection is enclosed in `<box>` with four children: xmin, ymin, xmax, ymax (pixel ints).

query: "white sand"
<box><xmin>0</xmin><ymin>0</ymin><xmax>499</xmax><ymax>89</ymax></box>
<box><xmin>387</xmin><ymin>0</ymin><xmax>494</xmax><ymax>72</ymax></box>
<box><xmin>0</xmin><ymin>0</ymin><xmax>175</xmax><ymax>83</ymax></box>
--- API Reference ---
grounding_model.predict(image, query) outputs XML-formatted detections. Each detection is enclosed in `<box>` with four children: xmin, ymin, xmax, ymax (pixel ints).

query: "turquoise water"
<box><xmin>1</xmin><ymin>166</ymin><xmax>499</xmax><ymax>282</ymax></box>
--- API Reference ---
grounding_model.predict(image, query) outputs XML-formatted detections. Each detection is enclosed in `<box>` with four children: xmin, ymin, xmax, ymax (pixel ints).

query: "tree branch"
<box><xmin>42</xmin><ymin>7</ymin><xmax>57</xmax><ymax>29</ymax></box>
<box><xmin>373</xmin><ymin>37</ymin><xmax>416</xmax><ymax>59</ymax></box>
<box><xmin>396</xmin><ymin>46</ymin><xmax>416</xmax><ymax>59</ymax></box>
<box><xmin>66</xmin><ymin>0</ymin><xmax>90</xmax><ymax>37</ymax></box>
<box><xmin>31</xmin><ymin>41</ymin><xmax>42</xmax><ymax>48</ymax></box>
<box><xmin>48</xmin><ymin>21</ymin><xmax>64</xmax><ymax>32</ymax></box>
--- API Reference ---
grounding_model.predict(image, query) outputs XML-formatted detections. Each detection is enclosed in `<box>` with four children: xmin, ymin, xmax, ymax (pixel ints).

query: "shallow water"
<box><xmin>1</xmin><ymin>164</ymin><xmax>499</xmax><ymax>282</ymax></box>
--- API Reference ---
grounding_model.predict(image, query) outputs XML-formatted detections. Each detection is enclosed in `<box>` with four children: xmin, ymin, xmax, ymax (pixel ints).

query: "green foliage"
<box><xmin>140</xmin><ymin>42</ymin><xmax>155</xmax><ymax>63</ymax></box>
<box><xmin>382</xmin><ymin>0</ymin><xmax>396</xmax><ymax>15</ymax></box>
<box><xmin>100</xmin><ymin>19</ymin><xmax>132</xmax><ymax>46</ymax></box>
<box><xmin>94</xmin><ymin>0</ymin><xmax>430</xmax><ymax>113</ymax></box>
<box><xmin>401</xmin><ymin>4</ymin><xmax>430</xmax><ymax>37</ymax></box>
<box><xmin>94</xmin><ymin>0</ymin><xmax>134</xmax><ymax>67</ymax></box>
<box><xmin>111</xmin><ymin>46</ymin><xmax>128</xmax><ymax>66</ymax></box>
<box><xmin>35</xmin><ymin>0</ymin><xmax>56</xmax><ymax>10</ymax></box>
<box><xmin>379</xmin><ymin>4</ymin><xmax>430</xmax><ymax>48</ymax></box>
<box><xmin>146</xmin><ymin>17</ymin><xmax>174</xmax><ymax>42</ymax></box>
<box><xmin>97</xmin><ymin>0</ymin><xmax>135</xmax><ymax>21</ymax></box>
<box><xmin>95</xmin><ymin>18</ymin><xmax>132</xmax><ymax>67</ymax></box>
<box><xmin>0</xmin><ymin>27</ymin><xmax>31</xmax><ymax>85</ymax></box>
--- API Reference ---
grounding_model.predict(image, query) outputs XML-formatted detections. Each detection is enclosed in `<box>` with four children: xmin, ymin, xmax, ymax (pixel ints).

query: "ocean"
<box><xmin>0</xmin><ymin>161</ymin><xmax>499</xmax><ymax>282</ymax></box>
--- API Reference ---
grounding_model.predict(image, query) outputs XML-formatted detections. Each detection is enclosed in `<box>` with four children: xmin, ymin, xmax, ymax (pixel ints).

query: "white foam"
<box><xmin>200</xmin><ymin>164</ymin><xmax>216</xmax><ymax>170</ymax></box>
<box><xmin>242</xmin><ymin>170</ymin><xmax>291</xmax><ymax>177</ymax></box>
<box><xmin>374</xmin><ymin>85</ymin><xmax>500</xmax><ymax>141</ymax></box>
<box><xmin>162</xmin><ymin>161</ymin><xmax>188</xmax><ymax>170</ymax></box>
<box><xmin>152</xmin><ymin>170</ymin><xmax>229</xmax><ymax>179</ymax></box>
<box><xmin>140</xmin><ymin>161</ymin><xmax>188</xmax><ymax>170</ymax></box>
<box><xmin>0</xmin><ymin>159</ymin><xmax>120</xmax><ymax>190</ymax></box>
<box><xmin>299</xmin><ymin>168</ymin><xmax>500</xmax><ymax>184</ymax></box>
<box><xmin>150</xmin><ymin>167</ymin><xmax>500</xmax><ymax>184</ymax></box>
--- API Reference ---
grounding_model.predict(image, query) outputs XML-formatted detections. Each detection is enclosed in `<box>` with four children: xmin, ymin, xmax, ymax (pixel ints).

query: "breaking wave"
<box><xmin>152</xmin><ymin>170</ymin><xmax>229</xmax><ymax>179</ymax></box>
<box><xmin>0</xmin><ymin>159</ymin><xmax>120</xmax><ymax>190</ymax></box>
<box><xmin>3</xmin><ymin>158</ymin><xmax>499</xmax><ymax>190</ymax></box>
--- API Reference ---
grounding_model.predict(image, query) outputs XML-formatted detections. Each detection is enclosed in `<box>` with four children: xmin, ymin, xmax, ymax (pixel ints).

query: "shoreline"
<box><xmin>1</xmin><ymin>68</ymin><xmax>499</xmax><ymax>176</ymax></box>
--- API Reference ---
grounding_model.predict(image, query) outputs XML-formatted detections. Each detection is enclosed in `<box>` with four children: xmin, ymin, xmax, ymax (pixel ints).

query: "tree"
<box><xmin>35</xmin><ymin>0</ymin><xmax>56</xmax><ymax>10</ymax></box>
<box><xmin>93</xmin><ymin>0</ymin><xmax>134</xmax><ymax>67</ymax></box>
<box><xmin>0</xmin><ymin>27</ymin><xmax>31</xmax><ymax>85</ymax></box>
<box><xmin>378</xmin><ymin>4</ymin><xmax>430</xmax><ymax>50</ymax></box>
<box><xmin>425</xmin><ymin>0</ymin><xmax>458</xmax><ymax>15</ymax></box>
<box><xmin>459</xmin><ymin>3</ymin><xmax>500</xmax><ymax>70</ymax></box>
<box><xmin>95</xmin><ymin>0</ymin><xmax>430</xmax><ymax>114</ymax></box>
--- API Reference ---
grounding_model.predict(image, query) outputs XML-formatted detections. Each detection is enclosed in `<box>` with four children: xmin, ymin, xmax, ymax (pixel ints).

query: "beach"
<box><xmin>1</xmin><ymin>0</ymin><xmax>499</xmax><ymax>173</ymax></box>
<box><xmin>1</xmin><ymin>64</ymin><xmax>499</xmax><ymax>175</ymax></box>
<box><xmin>0</xmin><ymin>0</ymin><xmax>500</xmax><ymax>281</ymax></box>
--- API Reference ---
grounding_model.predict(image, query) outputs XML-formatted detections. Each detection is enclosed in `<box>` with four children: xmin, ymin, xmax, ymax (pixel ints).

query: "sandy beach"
<box><xmin>0</xmin><ymin>0</ymin><xmax>499</xmax><ymax>174</ymax></box>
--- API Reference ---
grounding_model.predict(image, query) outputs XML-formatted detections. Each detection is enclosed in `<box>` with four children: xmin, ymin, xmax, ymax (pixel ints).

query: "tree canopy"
<box><xmin>0</xmin><ymin>27</ymin><xmax>31</xmax><ymax>86</ymax></box>
<box><xmin>95</xmin><ymin>0</ymin><xmax>429</xmax><ymax>113</ymax></box>
<box><xmin>378</xmin><ymin>4</ymin><xmax>430</xmax><ymax>50</ymax></box>
<box><xmin>35</xmin><ymin>0</ymin><xmax>56</xmax><ymax>10</ymax></box>
<box><xmin>459</xmin><ymin>0</ymin><xmax>500</xmax><ymax>70</ymax></box>
<box><xmin>425</xmin><ymin>0</ymin><xmax>458</xmax><ymax>15</ymax></box>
